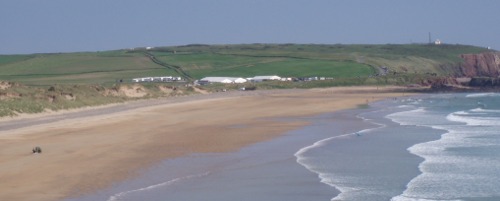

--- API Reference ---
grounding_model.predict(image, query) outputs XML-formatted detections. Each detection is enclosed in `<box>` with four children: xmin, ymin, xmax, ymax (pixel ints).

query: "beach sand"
<box><xmin>0</xmin><ymin>86</ymin><xmax>407</xmax><ymax>201</ymax></box>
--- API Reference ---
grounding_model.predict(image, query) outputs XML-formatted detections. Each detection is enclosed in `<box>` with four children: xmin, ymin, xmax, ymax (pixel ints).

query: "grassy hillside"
<box><xmin>0</xmin><ymin>51</ymin><xmax>174</xmax><ymax>85</ymax></box>
<box><xmin>154</xmin><ymin>53</ymin><xmax>371</xmax><ymax>79</ymax></box>
<box><xmin>0</xmin><ymin>44</ymin><xmax>491</xmax><ymax>86</ymax></box>
<box><xmin>0</xmin><ymin>43</ymin><xmax>493</xmax><ymax>117</ymax></box>
<box><xmin>149</xmin><ymin>44</ymin><xmax>488</xmax><ymax>77</ymax></box>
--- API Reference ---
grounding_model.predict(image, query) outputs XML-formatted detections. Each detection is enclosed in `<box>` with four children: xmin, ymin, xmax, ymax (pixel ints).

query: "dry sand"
<box><xmin>0</xmin><ymin>86</ymin><xmax>409</xmax><ymax>201</ymax></box>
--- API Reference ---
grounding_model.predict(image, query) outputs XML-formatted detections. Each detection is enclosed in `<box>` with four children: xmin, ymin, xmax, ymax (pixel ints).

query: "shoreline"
<box><xmin>0</xmin><ymin>86</ymin><xmax>409</xmax><ymax>201</ymax></box>
<box><xmin>86</xmin><ymin>108</ymin><xmax>379</xmax><ymax>201</ymax></box>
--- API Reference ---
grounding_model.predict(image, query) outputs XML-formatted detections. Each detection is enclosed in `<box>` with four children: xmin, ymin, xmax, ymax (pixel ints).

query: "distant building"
<box><xmin>280</xmin><ymin>77</ymin><xmax>293</xmax><ymax>81</ymax></box>
<box><xmin>233</xmin><ymin>78</ymin><xmax>248</xmax><ymax>83</ymax></box>
<box><xmin>199</xmin><ymin>77</ymin><xmax>247</xmax><ymax>84</ymax></box>
<box><xmin>250</xmin><ymin>75</ymin><xmax>281</xmax><ymax>82</ymax></box>
<box><xmin>434</xmin><ymin>39</ymin><xmax>442</xmax><ymax>45</ymax></box>
<box><xmin>132</xmin><ymin>76</ymin><xmax>182</xmax><ymax>83</ymax></box>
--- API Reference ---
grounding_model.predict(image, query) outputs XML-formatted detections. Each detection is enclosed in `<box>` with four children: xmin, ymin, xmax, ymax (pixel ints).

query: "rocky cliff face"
<box><xmin>460</xmin><ymin>52</ymin><xmax>500</xmax><ymax>77</ymax></box>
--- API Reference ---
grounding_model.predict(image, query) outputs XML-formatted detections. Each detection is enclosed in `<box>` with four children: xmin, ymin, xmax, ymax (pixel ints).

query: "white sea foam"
<box><xmin>447</xmin><ymin>111</ymin><xmax>500</xmax><ymax>126</ymax></box>
<box><xmin>470</xmin><ymin>107</ymin><xmax>500</xmax><ymax>113</ymax></box>
<box><xmin>107</xmin><ymin>172</ymin><xmax>210</xmax><ymax>201</ymax></box>
<box><xmin>387</xmin><ymin>108</ymin><xmax>443</xmax><ymax>126</ymax></box>
<box><xmin>298</xmin><ymin>93</ymin><xmax>500</xmax><ymax>200</ymax></box>
<box><xmin>391</xmin><ymin>195</ymin><xmax>461</xmax><ymax>201</ymax></box>
<box><xmin>386</xmin><ymin>108</ymin><xmax>419</xmax><ymax>125</ymax></box>
<box><xmin>397</xmin><ymin>105</ymin><xmax>413</xmax><ymax>109</ymax></box>
<box><xmin>294</xmin><ymin>133</ymin><xmax>352</xmax><ymax>186</ymax></box>
<box><xmin>465</xmin><ymin>93</ymin><xmax>500</xmax><ymax>98</ymax></box>
<box><xmin>392</xmin><ymin>104</ymin><xmax>500</xmax><ymax>200</ymax></box>
<box><xmin>295</xmin><ymin>110</ymin><xmax>387</xmax><ymax>160</ymax></box>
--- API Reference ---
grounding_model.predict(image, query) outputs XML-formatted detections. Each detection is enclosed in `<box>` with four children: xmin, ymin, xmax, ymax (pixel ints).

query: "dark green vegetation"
<box><xmin>0</xmin><ymin>43</ymin><xmax>493</xmax><ymax>117</ymax></box>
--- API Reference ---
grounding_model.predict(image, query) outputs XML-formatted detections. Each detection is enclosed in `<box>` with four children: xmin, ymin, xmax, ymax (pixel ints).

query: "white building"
<box><xmin>160</xmin><ymin>76</ymin><xmax>173</xmax><ymax>82</ymax></box>
<box><xmin>251</xmin><ymin>75</ymin><xmax>281</xmax><ymax>82</ymax></box>
<box><xmin>132</xmin><ymin>76</ymin><xmax>182</xmax><ymax>82</ymax></box>
<box><xmin>233</xmin><ymin>78</ymin><xmax>247</xmax><ymax>83</ymax></box>
<box><xmin>140</xmin><ymin>77</ymin><xmax>153</xmax><ymax>82</ymax></box>
<box><xmin>434</xmin><ymin>39</ymin><xmax>442</xmax><ymax>45</ymax></box>
<box><xmin>199</xmin><ymin>77</ymin><xmax>247</xmax><ymax>84</ymax></box>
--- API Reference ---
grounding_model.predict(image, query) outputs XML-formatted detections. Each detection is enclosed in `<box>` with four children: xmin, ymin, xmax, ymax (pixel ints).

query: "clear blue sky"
<box><xmin>1</xmin><ymin>0</ymin><xmax>499</xmax><ymax>54</ymax></box>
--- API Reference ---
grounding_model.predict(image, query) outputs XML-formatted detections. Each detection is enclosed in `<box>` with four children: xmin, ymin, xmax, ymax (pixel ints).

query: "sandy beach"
<box><xmin>0</xmin><ymin>86</ymin><xmax>407</xmax><ymax>201</ymax></box>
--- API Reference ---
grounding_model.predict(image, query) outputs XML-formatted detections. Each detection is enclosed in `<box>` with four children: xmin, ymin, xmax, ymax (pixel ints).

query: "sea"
<box><xmin>67</xmin><ymin>92</ymin><xmax>500</xmax><ymax>201</ymax></box>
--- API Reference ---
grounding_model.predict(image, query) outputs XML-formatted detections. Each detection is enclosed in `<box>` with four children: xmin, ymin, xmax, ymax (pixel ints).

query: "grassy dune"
<box><xmin>0</xmin><ymin>81</ymin><xmax>195</xmax><ymax>117</ymax></box>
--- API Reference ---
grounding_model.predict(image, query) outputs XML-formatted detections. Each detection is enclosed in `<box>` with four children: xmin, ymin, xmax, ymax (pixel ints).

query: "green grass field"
<box><xmin>0</xmin><ymin>51</ymin><xmax>175</xmax><ymax>85</ymax></box>
<box><xmin>149</xmin><ymin>43</ymin><xmax>488</xmax><ymax>78</ymax></box>
<box><xmin>154</xmin><ymin>52</ymin><xmax>374</xmax><ymax>79</ymax></box>
<box><xmin>0</xmin><ymin>43</ymin><xmax>492</xmax><ymax>86</ymax></box>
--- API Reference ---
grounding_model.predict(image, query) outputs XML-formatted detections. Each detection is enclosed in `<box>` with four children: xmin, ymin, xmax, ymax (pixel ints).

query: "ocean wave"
<box><xmin>391</xmin><ymin>195</ymin><xmax>462</xmax><ymax>201</ymax></box>
<box><xmin>396</xmin><ymin>115</ymin><xmax>500</xmax><ymax>200</ymax></box>
<box><xmin>294</xmin><ymin>133</ymin><xmax>352</xmax><ymax>188</ymax></box>
<box><xmin>107</xmin><ymin>172</ymin><xmax>210</xmax><ymax>201</ymax></box>
<box><xmin>397</xmin><ymin>105</ymin><xmax>414</xmax><ymax>108</ymax></box>
<box><xmin>470</xmin><ymin>107</ymin><xmax>500</xmax><ymax>113</ymax></box>
<box><xmin>295</xmin><ymin>110</ymin><xmax>388</xmax><ymax>200</ymax></box>
<box><xmin>393</xmin><ymin>156</ymin><xmax>500</xmax><ymax>200</ymax></box>
<box><xmin>388</xmin><ymin>94</ymin><xmax>500</xmax><ymax>200</ymax></box>
<box><xmin>295</xmin><ymin>110</ymin><xmax>387</xmax><ymax>160</ymax></box>
<box><xmin>465</xmin><ymin>93</ymin><xmax>500</xmax><ymax>98</ymax></box>
<box><xmin>447</xmin><ymin>112</ymin><xmax>500</xmax><ymax>126</ymax></box>
<box><xmin>295</xmin><ymin>131</ymin><xmax>377</xmax><ymax>201</ymax></box>
<box><xmin>386</xmin><ymin>108</ymin><xmax>435</xmax><ymax>126</ymax></box>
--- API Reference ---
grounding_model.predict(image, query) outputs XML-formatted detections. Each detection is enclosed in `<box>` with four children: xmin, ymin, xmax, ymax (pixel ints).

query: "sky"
<box><xmin>1</xmin><ymin>0</ymin><xmax>499</xmax><ymax>54</ymax></box>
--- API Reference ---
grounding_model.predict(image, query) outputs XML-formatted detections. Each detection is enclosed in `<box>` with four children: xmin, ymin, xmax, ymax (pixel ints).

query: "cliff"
<box><xmin>460</xmin><ymin>52</ymin><xmax>500</xmax><ymax>77</ymax></box>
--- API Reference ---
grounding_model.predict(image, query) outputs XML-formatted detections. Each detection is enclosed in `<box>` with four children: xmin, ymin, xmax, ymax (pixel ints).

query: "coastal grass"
<box><xmin>0</xmin><ymin>82</ymin><xmax>196</xmax><ymax>117</ymax></box>
<box><xmin>0</xmin><ymin>84</ymin><xmax>122</xmax><ymax>117</ymax></box>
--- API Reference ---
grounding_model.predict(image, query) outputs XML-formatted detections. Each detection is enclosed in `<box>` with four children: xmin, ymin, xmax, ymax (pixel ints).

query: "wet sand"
<box><xmin>0</xmin><ymin>87</ymin><xmax>407</xmax><ymax>201</ymax></box>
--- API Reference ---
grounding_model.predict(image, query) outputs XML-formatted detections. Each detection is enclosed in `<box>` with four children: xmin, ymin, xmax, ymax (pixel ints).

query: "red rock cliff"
<box><xmin>460</xmin><ymin>52</ymin><xmax>500</xmax><ymax>77</ymax></box>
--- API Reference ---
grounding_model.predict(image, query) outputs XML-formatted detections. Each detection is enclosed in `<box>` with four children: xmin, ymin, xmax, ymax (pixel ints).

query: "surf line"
<box><xmin>107</xmin><ymin>171</ymin><xmax>211</xmax><ymax>201</ymax></box>
<box><xmin>294</xmin><ymin>110</ymin><xmax>388</xmax><ymax>199</ymax></box>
